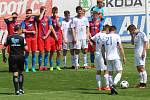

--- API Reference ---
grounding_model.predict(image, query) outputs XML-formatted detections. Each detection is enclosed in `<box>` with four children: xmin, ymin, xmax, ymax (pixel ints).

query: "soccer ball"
<box><xmin>120</xmin><ymin>80</ymin><xmax>129</xmax><ymax>89</ymax></box>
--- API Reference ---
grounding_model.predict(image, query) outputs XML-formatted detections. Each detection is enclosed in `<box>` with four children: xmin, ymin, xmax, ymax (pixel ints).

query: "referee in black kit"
<box><xmin>2</xmin><ymin>24</ymin><xmax>28</xmax><ymax>95</ymax></box>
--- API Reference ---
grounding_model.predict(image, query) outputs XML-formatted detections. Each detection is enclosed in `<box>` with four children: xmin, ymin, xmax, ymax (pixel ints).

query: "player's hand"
<box><xmin>123</xmin><ymin>57</ymin><xmax>126</xmax><ymax>64</ymax></box>
<box><xmin>42</xmin><ymin>36</ymin><xmax>47</xmax><ymax>40</ymax></box>
<box><xmin>141</xmin><ymin>52</ymin><xmax>145</xmax><ymax>60</ymax></box>
<box><xmin>64</xmin><ymin>40</ymin><xmax>68</xmax><ymax>44</ymax></box>
<box><xmin>2</xmin><ymin>56</ymin><xmax>7</xmax><ymax>63</ymax></box>
<box><xmin>32</xmin><ymin>31</ymin><xmax>36</xmax><ymax>34</ymax></box>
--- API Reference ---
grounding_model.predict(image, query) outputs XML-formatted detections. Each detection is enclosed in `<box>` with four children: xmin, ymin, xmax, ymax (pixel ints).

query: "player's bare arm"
<box><xmin>50</xmin><ymin>26</ymin><xmax>58</xmax><ymax>41</ymax></box>
<box><xmin>86</xmin><ymin>26</ymin><xmax>90</xmax><ymax>41</ymax></box>
<box><xmin>39</xmin><ymin>8</ymin><xmax>46</xmax><ymax>20</ymax></box>
<box><xmin>2</xmin><ymin>46</ymin><xmax>7</xmax><ymax>63</ymax></box>
<box><xmin>118</xmin><ymin>43</ymin><xmax>126</xmax><ymax>64</ymax></box>
<box><xmin>72</xmin><ymin>27</ymin><xmax>76</xmax><ymax>44</ymax></box>
<box><xmin>141</xmin><ymin>41</ymin><xmax>148</xmax><ymax>59</ymax></box>
<box><xmin>62</xmin><ymin>30</ymin><xmax>67</xmax><ymax>44</ymax></box>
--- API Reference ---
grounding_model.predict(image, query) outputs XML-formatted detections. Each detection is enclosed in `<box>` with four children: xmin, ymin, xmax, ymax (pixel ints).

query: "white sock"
<box><xmin>141</xmin><ymin>71</ymin><xmax>147</xmax><ymax>83</ymax></box>
<box><xmin>104</xmin><ymin>74</ymin><xmax>109</xmax><ymax>88</ymax></box>
<box><xmin>114</xmin><ymin>73</ymin><xmax>122</xmax><ymax>85</ymax></box>
<box><xmin>96</xmin><ymin>75</ymin><xmax>101</xmax><ymax>88</ymax></box>
<box><xmin>71</xmin><ymin>55</ymin><xmax>75</xmax><ymax>66</ymax></box>
<box><xmin>139</xmin><ymin>72</ymin><xmax>144</xmax><ymax>83</ymax></box>
<box><xmin>75</xmin><ymin>55</ymin><xmax>79</xmax><ymax>66</ymax></box>
<box><xmin>108</xmin><ymin>75</ymin><xmax>113</xmax><ymax>87</ymax></box>
<box><xmin>83</xmin><ymin>54</ymin><xmax>88</xmax><ymax>66</ymax></box>
<box><xmin>64</xmin><ymin>56</ymin><xmax>67</xmax><ymax>67</ymax></box>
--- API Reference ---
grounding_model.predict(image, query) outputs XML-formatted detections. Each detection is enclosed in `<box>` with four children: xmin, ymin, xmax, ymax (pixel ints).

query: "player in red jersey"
<box><xmin>21</xmin><ymin>9</ymin><xmax>39</xmax><ymax>72</ymax></box>
<box><xmin>3</xmin><ymin>12</ymin><xmax>19</xmax><ymax>36</ymax></box>
<box><xmin>38</xmin><ymin>6</ymin><xmax>57</xmax><ymax>71</ymax></box>
<box><xmin>88</xmin><ymin>10</ymin><xmax>103</xmax><ymax>68</ymax></box>
<box><xmin>49</xmin><ymin>7</ymin><xmax>63</xmax><ymax>71</ymax></box>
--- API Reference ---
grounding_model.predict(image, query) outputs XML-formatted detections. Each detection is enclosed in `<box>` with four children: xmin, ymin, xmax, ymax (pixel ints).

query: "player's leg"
<box><xmin>49</xmin><ymin>51</ymin><xmax>54</xmax><ymax>71</ymax></box>
<box><xmin>70</xmin><ymin>49</ymin><xmax>75</xmax><ymax>69</ymax></box>
<box><xmin>103</xmin><ymin>70</ymin><xmax>110</xmax><ymax>90</ymax></box>
<box><xmin>135</xmin><ymin>56</ymin><xmax>147</xmax><ymax>88</ymax></box>
<box><xmin>24</xmin><ymin>52</ymin><xmax>29</xmax><ymax>72</ymax></box>
<box><xmin>74</xmin><ymin>40</ymin><xmax>81</xmax><ymax>69</ymax></box>
<box><xmin>43</xmin><ymin>51</ymin><xmax>49</xmax><ymax>70</ymax></box>
<box><xmin>13</xmin><ymin>72</ymin><xmax>20</xmax><ymax>95</ymax></box>
<box><xmin>89</xmin><ymin>43</ymin><xmax>95</xmax><ymax>68</ymax></box>
<box><xmin>38</xmin><ymin>38</ymin><xmax>44</xmax><ymax>71</ymax></box>
<box><xmin>18</xmin><ymin>71</ymin><xmax>24</xmax><ymax>94</ymax></box>
<box><xmin>63</xmin><ymin>43</ymin><xmax>68</xmax><ymax>68</ymax></box>
<box><xmin>75</xmin><ymin>49</ymin><xmax>80</xmax><ymax>69</ymax></box>
<box><xmin>63</xmin><ymin>49</ymin><xmax>67</xmax><ymax>68</ymax></box>
<box><xmin>43</xmin><ymin>38</ymin><xmax>51</xmax><ymax>70</ymax></box>
<box><xmin>24</xmin><ymin>38</ymin><xmax>31</xmax><ymax>72</ymax></box>
<box><xmin>81</xmin><ymin>39</ymin><xmax>88</xmax><ymax>68</ymax></box>
<box><xmin>113</xmin><ymin>59</ymin><xmax>123</xmax><ymax>85</ymax></box>
<box><xmin>31</xmin><ymin>38</ymin><xmax>37</xmax><ymax>72</ymax></box>
<box><xmin>56</xmin><ymin>50</ymin><xmax>62</xmax><ymax>70</ymax></box>
<box><xmin>31</xmin><ymin>51</ymin><xmax>36</xmax><ymax>72</ymax></box>
<box><xmin>137</xmin><ymin>66</ymin><xmax>147</xmax><ymax>88</ymax></box>
<box><xmin>96</xmin><ymin>70</ymin><xmax>102</xmax><ymax>90</ymax></box>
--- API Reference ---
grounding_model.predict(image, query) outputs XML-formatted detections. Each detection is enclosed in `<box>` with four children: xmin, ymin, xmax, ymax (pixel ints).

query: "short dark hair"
<box><xmin>40</xmin><ymin>6</ymin><xmax>46</xmax><ymax>13</ymax></box>
<box><xmin>64</xmin><ymin>10</ymin><xmax>70</xmax><ymax>15</ymax></box>
<box><xmin>103</xmin><ymin>24</ymin><xmax>110</xmax><ymax>31</ymax></box>
<box><xmin>26</xmin><ymin>9</ymin><xmax>32</xmax><ymax>14</ymax></box>
<box><xmin>76</xmin><ymin>6</ymin><xmax>82</xmax><ymax>12</ymax></box>
<box><xmin>109</xmin><ymin>26</ymin><xmax>117</xmax><ymax>32</ymax></box>
<box><xmin>52</xmin><ymin>6</ymin><xmax>58</xmax><ymax>12</ymax></box>
<box><xmin>127</xmin><ymin>24</ymin><xmax>136</xmax><ymax>31</ymax></box>
<box><xmin>14</xmin><ymin>24</ymin><xmax>21</xmax><ymax>32</ymax></box>
<box><xmin>12</xmin><ymin>12</ymin><xmax>18</xmax><ymax>16</ymax></box>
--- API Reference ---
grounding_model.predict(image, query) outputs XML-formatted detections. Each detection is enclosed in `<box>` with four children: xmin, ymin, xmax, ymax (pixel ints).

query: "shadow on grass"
<box><xmin>0</xmin><ymin>92</ymin><xmax>14</xmax><ymax>95</ymax></box>
<box><xmin>74</xmin><ymin>88</ymin><xmax>109</xmax><ymax>95</ymax></box>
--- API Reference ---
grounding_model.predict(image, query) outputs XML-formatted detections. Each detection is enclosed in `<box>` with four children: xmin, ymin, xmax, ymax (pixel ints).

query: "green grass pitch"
<box><xmin>0</xmin><ymin>48</ymin><xmax>149</xmax><ymax>100</ymax></box>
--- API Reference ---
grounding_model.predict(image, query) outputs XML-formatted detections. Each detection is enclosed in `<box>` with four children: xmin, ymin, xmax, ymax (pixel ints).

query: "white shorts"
<box><xmin>95</xmin><ymin>54</ymin><xmax>106</xmax><ymax>71</ymax></box>
<box><xmin>75</xmin><ymin>39</ymin><xmax>88</xmax><ymax>49</ymax></box>
<box><xmin>134</xmin><ymin>56</ymin><xmax>146</xmax><ymax>67</ymax></box>
<box><xmin>63</xmin><ymin>42</ymin><xmax>74</xmax><ymax>50</ymax></box>
<box><xmin>107</xmin><ymin>59</ymin><xmax>123</xmax><ymax>71</ymax></box>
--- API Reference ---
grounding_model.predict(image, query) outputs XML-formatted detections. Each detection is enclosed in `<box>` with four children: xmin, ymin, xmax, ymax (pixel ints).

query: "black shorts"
<box><xmin>8</xmin><ymin>55</ymin><xmax>24</xmax><ymax>72</ymax></box>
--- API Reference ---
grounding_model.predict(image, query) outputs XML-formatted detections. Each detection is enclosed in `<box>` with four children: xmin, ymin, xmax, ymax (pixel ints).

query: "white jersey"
<box><xmin>91</xmin><ymin>32</ymin><xmax>107</xmax><ymax>55</ymax></box>
<box><xmin>134</xmin><ymin>31</ymin><xmax>148</xmax><ymax>56</ymax></box>
<box><xmin>61</xmin><ymin>19</ymin><xmax>73</xmax><ymax>42</ymax></box>
<box><xmin>104</xmin><ymin>32</ymin><xmax>122</xmax><ymax>60</ymax></box>
<box><xmin>72</xmin><ymin>16</ymin><xmax>89</xmax><ymax>40</ymax></box>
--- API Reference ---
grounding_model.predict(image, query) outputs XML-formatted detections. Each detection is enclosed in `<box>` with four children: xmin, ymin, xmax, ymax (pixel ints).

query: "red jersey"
<box><xmin>38</xmin><ymin>16</ymin><xmax>51</xmax><ymax>38</ymax></box>
<box><xmin>21</xmin><ymin>17</ymin><xmax>37</xmax><ymax>38</ymax></box>
<box><xmin>4</xmin><ymin>19</ymin><xmax>19</xmax><ymax>36</ymax></box>
<box><xmin>50</xmin><ymin>16</ymin><xmax>63</xmax><ymax>40</ymax></box>
<box><xmin>89</xmin><ymin>19</ymin><xmax>101</xmax><ymax>37</ymax></box>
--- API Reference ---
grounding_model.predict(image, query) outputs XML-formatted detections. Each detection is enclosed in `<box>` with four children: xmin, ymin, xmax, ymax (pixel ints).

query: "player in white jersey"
<box><xmin>61</xmin><ymin>10</ymin><xmax>75</xmax><ymax>68</ymax></box>
<box><xmin>105</xmin><ymin>26</ymin><xmax>126</xmax><ymax>95</ymax></box>
<box><xmin>72</xmin><ymin>6</ymin><xmax>90</xmax><ymax>69</ymax></box>
<box><xmin>127</xmin><ymin>24</ymin><xmax>148</xmax><ymax>88</ymax></box>
<box><xmin>90</xmin><ymin>25</ymin><xmax>110</xmax><ymax>91</ymax></box>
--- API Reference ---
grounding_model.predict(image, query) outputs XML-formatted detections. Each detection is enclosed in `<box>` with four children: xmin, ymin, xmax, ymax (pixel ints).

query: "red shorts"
<box><xmin>50</xmin><ymin>37</ymin><xmax>62</xmax><ymax>52</ymax></box>
<box><xmin>37</xmin><ymin>37</ymin><xmax>51</xmax><ymax>52</ymax></box>
<box><xmin>88</xmin><ymin>43</ymin><xmax>96</xmax><ymax>53</ymax></box>
<box><xmin>25</xmin><ymin>37</ymin><xmax>37</xmax><ymax>52</ymax></box>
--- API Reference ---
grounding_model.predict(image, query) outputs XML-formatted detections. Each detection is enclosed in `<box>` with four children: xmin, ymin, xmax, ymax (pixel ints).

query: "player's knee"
<box><xmin>13</xmin><ymin>72</ymin><xmax>19</xmax><ymax>76</ymax></box>
<box><xmin>75</xmin><ymin>49</ymin><xmax>80</xmax><ymax>54</ymax></box>
<box><xmin>96</xmin><ymin>70</ymin><xmax>101</xmax><ymax>75</ymax></box>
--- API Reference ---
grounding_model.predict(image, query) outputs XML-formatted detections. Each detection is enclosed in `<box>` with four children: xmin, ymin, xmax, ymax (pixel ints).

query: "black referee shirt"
<box><xmin>4</xmin><ymin>34</ymin><xmax>26</xmax><ymax>56</ymax></box>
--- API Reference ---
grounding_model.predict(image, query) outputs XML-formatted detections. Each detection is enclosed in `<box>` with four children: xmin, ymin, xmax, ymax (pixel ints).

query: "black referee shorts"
<box><xmin>8</xmin><ymin>55</ymin><xmax>24</xmax><ymax>72</ymax></box>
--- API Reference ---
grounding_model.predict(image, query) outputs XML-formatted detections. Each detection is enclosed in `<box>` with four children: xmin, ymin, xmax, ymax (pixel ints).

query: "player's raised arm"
<box><xmin>39</xmin><ymin>6</ymin><xmax>46</xmax><ymax>21</ymax></box>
